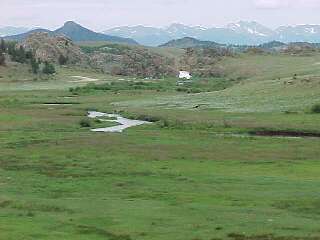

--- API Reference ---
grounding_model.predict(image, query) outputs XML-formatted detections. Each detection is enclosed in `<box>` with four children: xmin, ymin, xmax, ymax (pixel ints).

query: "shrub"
<box><xmin>85</xmin><ymin>107</ymin><xmax>98</xmax><ymax>112</ymax></box>
<box><xmin>176</xmin><ymin>87</ymin><xmax>188</xmax><ymax>92</ymax></box>
<box><xmin>94</xmin><ymin>119</ymin><xmax>102</xmax><ymax>124</ymax></box>
<box><xmin>138</xmin><ymin>115</ymin><xmax>161</xmax><ymax>122</ymax></box>
<box><xmin>79</xmin><ymin>119</ymin><xmax>92</xmax><ymax>128</ymax></box>
<box><xmin>157</xmin><ymin>119</ymin><xmax>170</xmax><ymax>128</ymax></box>
<box><xmin>311</xmin><ymin>104</ymin><xmax>320</xmax><ymax>113</ymax></box>
<box><xmin>58</xmin><ymin>54</ymin><xmax>68</xmax><ymax>65</ymax></box>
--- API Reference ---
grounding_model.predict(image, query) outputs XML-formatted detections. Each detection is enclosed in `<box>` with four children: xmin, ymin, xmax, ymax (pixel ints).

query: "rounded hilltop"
<box><xmin>18</xmin><ymin>32</ymin><xmax>87</xmax><ymax>64</ymax></box>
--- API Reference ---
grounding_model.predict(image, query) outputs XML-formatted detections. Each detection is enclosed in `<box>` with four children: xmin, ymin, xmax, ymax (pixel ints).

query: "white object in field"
<box><xmin>179</xmin><ymin>71</ymin><xmax>192</xmax><ymax>80</ymax></box>
<box><xmin>88</xmin><ymin>111</ymin><xmax>151</xmax><ymax>133</ymax></box>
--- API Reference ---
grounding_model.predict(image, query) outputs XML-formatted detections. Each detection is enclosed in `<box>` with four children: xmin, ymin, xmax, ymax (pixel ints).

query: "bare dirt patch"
<box><xmin>70</xmin><ymin>76</ymin><xmax>100</xmax><ymax>83</ymax></box>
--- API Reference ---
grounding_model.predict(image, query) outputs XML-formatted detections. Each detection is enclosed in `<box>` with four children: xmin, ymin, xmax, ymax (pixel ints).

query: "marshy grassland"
<box><xmin>1</xmin><ymin>52</ymin><xmax>320</xmax><ymax>240</ymax></box>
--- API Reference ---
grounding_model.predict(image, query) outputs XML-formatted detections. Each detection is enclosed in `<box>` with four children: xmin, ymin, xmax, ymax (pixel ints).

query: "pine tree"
<box><xmin>0</xmin><ymin>39</ymin><xmax>5</xmax><ymax>52</ymax></box>
<box><xmin>16</xmin><ymin>46</ymin><xmax>26</xmax><ymax>63</ymax></box>
<box><xmin>7</xmin><ymin>43</ymin><xmax>16</xmax><ymax>56</ymax></box>
<box><xmin>30</xmin><ymin>55</ymin><xmax>40</xmax><ymax>74</ymax></box>
<box><xmin>0</xmin><ymin>52</ymin><xmax>5</xmax><ymax>66</ymax></box>
<box><xmin>42</xmin><ymin>61</ymin><xmax>56</xmax><ymax>74</ymax></box>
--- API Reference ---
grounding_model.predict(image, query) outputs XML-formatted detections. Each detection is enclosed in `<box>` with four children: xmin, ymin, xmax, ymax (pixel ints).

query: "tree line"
<box><xmin>0</xmin><ymin>38</ymin><xmax>56</xmax><ymax>74</ymax></box>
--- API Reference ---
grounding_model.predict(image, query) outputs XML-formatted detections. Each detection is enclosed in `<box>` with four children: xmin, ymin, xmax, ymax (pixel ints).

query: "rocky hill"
<box><xmin>82</xmin><ymin>43</ymin><xmax>177</xmax><ymax>78</ymax></box>
<box><xmin>16</xmin><ymin>32</ymin><xmax>177</xmax><ymax>77</ymax></box>
<box><xmin>179</xmin><ymin>47</ymin><xmax>234</xmax><ymax>77</ymax></box>
<box><xmin>18</xmin><ymin>32</ymin><xmax>88</xmax><ymax>64</ymax></box>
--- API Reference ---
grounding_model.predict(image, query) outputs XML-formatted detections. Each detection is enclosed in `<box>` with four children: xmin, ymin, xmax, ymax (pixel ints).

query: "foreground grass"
<box><xmin>1</xmin><ymin>53</ymin><xmax>320</xmax><ymax>239</ymax></box>
<box><xmin>1</xmin><ymin>87</ymin><xmax>320</xmax><ymax>240</ymax></box>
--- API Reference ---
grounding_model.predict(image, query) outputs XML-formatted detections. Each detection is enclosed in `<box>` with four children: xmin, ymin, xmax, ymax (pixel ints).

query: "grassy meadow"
<box><xmin>1</xmin><ymin>52</ymin><xmax>320</xmax><ymax>240</ymax></box>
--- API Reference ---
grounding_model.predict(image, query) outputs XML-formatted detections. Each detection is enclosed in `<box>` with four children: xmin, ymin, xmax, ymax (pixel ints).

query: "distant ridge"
<box><xmin>160</xmin><ymin>37</ymin><xmax>226</xmax><ymax>48</ymax></box>
<box><xmin>4</xmin><ymin>21</ymin><xmax>138</xmax><ymax>45</ymax></box>
<box><xmin>0</xmin><ymin>26</ymin><xmax>30</xmax><ymax>37</ymax></box>
<box><xmin>4</xmin><ymin>28</ymin><xmax>52</xmax><ymax>41</ymax></box>
<box><xmin>159</xmin><ymin>36</ymin><xmax>320</xmax><ymax>55</ymax></box>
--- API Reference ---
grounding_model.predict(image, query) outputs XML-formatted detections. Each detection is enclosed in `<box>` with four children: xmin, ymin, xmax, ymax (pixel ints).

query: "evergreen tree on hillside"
<box><xmin>0</xmin><ymin>39</ymin><xmax>5</xmax><ymax>66</ymax></box>
<box><xmin>30</xmin><ymin>56</ymin><xmax>40</xmax><ymax>74</ymax></box>
<box><xmin>25</xmin><ymin>50</ymin><xmax>33</xmax><ymax>60</ymax></box>
<box><xmin>9</xmin><ymin>45</ymin><xmax>26</xmax><ymax>63</ymax></box>
<box><xmin>16</xmin><ymin>46</ymin><xmax>26</xmax><ymax>63</ymax></box>
<box><xmin>0</xmin><ymin>39</ymin><xmax>5</xmax><ymax>52</ymax></box>
<box><xmin>0</xmin><ymin>52</ymin><xmax>5</xmax><ymax>66</ymax></box>
<box><xmin>42</xmin><ymin>61</ymin><xmax>56</xmax><ymax>74</ymax></box>
<box><xmin>7</xmin><ymin>43</ymin><xmax>16</xmax><ymax>56</ymax></box>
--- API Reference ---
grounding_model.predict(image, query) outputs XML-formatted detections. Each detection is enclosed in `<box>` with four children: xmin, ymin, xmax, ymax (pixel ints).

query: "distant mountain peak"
<box><xmin>168</xmin><ymin>23</ymin><xmax>187</xmax><ymax>28</ymax></box>
<box><xmin>58</xmin><ymin>21</ymin><xmax>89</xmax><ymax>31</ymax></box>
<box><xmin>4</xmin><ymin>21</ymin><xmax>138</xmax><ymax>45</ymax></box>
<box><xmin>227</xmin><ymin>21</ymin><xmax>273</xmax><ymax>37</ymax></box>
<box><xmin>63</xmin><ymin>21</ymin><xmax>79</xmax><ymax>26</ymax></box>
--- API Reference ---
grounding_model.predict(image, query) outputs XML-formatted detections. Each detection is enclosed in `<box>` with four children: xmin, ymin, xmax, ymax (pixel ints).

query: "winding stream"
<box><xmin>88</xmin><ymin>111</ymin><xmax>151</xmax><ymax>133</ymax></box>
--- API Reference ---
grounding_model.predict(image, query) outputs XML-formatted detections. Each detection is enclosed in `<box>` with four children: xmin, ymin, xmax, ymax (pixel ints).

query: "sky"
<box><xmin>1</xmin><ymin>0</ymin><xmax>320</xmax><ymax>31</ymax></box>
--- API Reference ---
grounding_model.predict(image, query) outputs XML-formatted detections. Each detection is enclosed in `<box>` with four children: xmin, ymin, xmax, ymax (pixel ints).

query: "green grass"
<box><xmin>0</xmin><ymin>64</ymin><xmax>134</xmax><ymax>91</ymax></box>
<box><xmin>1</xmin><ymin>53</ymin><xmax>320</xmax><ymax>239</ymax></box>
<box><xmin>219</xmin><ymin>53</ymin><xmax>320</xmax><ymax>81</ymax></box>
<box><xmin>69</xmin><ymin>76</ymin><xmax>235</xmax><ymax>95</ymax></box>
<box><xmin>116</xmin><ymin>54</ymin><xmax>320</xmax><ymax>113</ymax></box>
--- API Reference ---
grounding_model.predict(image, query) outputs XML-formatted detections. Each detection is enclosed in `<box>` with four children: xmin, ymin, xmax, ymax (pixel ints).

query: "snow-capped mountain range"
<box><xmin>3</xmin><ymin>21</ymin><xmax>320</xmax><ymax>47</ymax></box>
<box><xmin>0</xmin><ymin>26</ymin><xmax>30</xmax><ymax>37</ymax></box>
<box><xmin>103</xmin><ymin>21</ymin><xmax>320</xmax><ymax>46</ymax></box>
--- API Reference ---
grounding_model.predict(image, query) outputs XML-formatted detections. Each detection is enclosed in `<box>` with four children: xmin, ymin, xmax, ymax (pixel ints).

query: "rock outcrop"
<box><xmin>18</xmin><ymin>32</ymin><xmax>88</xmax><ymax>64</ymax></box>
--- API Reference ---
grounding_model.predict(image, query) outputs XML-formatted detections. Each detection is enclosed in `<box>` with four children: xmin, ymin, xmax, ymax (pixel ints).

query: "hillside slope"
<box><xmin>81</xmin><ymin>43</ymin><xmax>178</xmax><ymax>77</ymax></box>
<box><xmin>115</xmin><ymin>53</ymin><xmax>320</xmax><ymax>112</ymax></box>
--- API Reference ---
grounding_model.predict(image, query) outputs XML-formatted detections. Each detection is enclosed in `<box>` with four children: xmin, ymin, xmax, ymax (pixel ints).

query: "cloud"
<box><xmin>1</xmin><ymin>0</ymin><xmax>320</xmax><ymax>30</ymax></box>
<box><xmin>254</xmin><ymin>0</ymin><xmax>320</xmax><ymax>9</ymax></box>
<box><xmin>254</xmin><ymin>0</ymin><xmax>290</xmax><ymax>9</ymax></box>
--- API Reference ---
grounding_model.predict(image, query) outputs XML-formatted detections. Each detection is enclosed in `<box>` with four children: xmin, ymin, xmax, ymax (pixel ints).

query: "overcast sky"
<box><xmin>1</xmin><ymin>0</ymin><xmax>320</xmax><ymax>30</ymax></box>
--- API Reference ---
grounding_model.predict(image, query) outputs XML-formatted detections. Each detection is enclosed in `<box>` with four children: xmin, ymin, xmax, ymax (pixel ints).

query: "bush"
<box><xmin>157</xmin><ymin>119</ymin><xmax>170</xmax><ymax>128</ymax></box>
<box><xmin>58</xmin><ymin>54</ymin><xmax>68</xmax><ymax>65</ymax></box>
<box><xmin>136</xmin><ymin>114</ymin><xmax>161</xmax><ymax>122</ymax></box>
<box><xmin>79</xmin><ymin>119</ymin><xmax>92</xmax><ymax>128</ymax></box>
<box><xmin>311</xmin><ymin>104</ymin><xmax>320</xmax><ymax>113</ymax></box>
